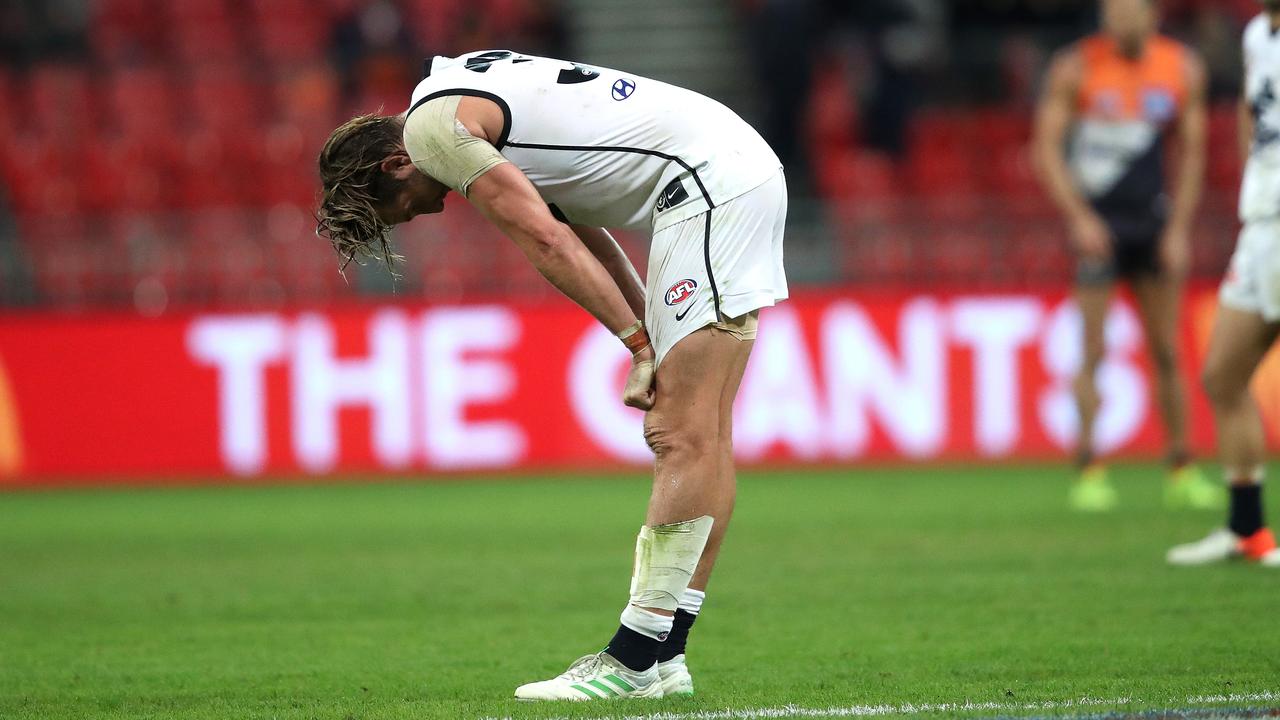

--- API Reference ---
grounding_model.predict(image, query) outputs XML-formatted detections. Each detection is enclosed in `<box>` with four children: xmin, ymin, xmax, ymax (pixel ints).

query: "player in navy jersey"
<box><xmin>1033</xmin><ymin>0</ymin><xmax>1216</xmax><ymax>512</ymax></box>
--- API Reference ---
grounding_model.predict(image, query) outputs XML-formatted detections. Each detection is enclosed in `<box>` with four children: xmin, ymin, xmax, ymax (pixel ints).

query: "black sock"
<box><xmin>1228</xmin><ymin>484</ymin><xmax>1265</xmax><ymax>537</ymax></box>
<box><xmin>657</xmin><ymin>609</ymin><xmax>697</xmax><ymax>662</ymax></box>
<box><xmin>604</xmin><ymin>624</ymin><xmax>662</xmax><ymax>672</ymax></box>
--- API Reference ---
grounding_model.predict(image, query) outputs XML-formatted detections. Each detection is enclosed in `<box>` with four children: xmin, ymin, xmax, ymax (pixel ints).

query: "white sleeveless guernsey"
<box><xmin>408</xmin><ymin>50</ymin><xmax>781</xmax><ymax>233</ymax></box>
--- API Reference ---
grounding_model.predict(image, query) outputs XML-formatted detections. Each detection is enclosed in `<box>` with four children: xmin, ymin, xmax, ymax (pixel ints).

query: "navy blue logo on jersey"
<box><xmin>612</xmin><ymin>78</ymin><xmax>636</xmax><ymax>101</ymax></box>
<box><xmin>1141</xmin><ymin>88</ymin><xmax>1176</xmax><ymax>122</ymax></box>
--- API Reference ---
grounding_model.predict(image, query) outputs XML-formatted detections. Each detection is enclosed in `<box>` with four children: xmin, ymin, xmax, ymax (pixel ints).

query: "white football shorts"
<box><xmin>645</xmin><ymin>169</ymin><xmax>788</xmax><ymax>367</ymax></box>
<box><xmin>1220</xmin><ymin>219</ymin><xmax>1280</xmax><ymax>322</ymax></box>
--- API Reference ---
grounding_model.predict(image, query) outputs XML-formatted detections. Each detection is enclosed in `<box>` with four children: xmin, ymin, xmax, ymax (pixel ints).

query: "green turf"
<box><xmin>1</xmin><ymin>464</ymin><xmax>1277</xmax><ymax>720</ymax></box>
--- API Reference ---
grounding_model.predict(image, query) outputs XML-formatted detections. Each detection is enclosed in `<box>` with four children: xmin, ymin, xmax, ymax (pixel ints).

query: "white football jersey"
<box><xmin>408</xmin><ymin>50</ymin><xmax>781</xmax><ymax>233</ymax></box>
<box><xmin>1241</xmin><ymin>14</ymin><xmax>1280</xmax><ymax>221</ymax></box>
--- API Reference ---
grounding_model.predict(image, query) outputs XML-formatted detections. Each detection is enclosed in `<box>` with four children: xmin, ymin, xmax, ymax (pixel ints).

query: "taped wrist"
<box><xmin>628</xmin><ymin>515</ymin><xmax>714</xmax><ymax>612</ymax></box>
<box><xmin>616</xmin><ymin>320</ymin><xmax>651</xmax><ymax>354</ymax></box>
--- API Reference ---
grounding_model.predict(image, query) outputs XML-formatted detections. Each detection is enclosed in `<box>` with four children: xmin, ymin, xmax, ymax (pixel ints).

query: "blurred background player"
<box><xmin>1168</xmin><ymin>0</ymin><xmax>1280</xmax><ymax>567</ymax></box>
<box><xmin>1033</xmin><ymin>0</ymin><xmax>1220</xmax><ymax>512</ymax></box>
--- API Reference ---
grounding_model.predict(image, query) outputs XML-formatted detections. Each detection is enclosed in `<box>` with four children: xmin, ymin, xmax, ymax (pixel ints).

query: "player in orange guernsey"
<box><xmin>1033</xmin><ymin>0</ymin><xmax>1219</xmax><ymax>511</ymax></box>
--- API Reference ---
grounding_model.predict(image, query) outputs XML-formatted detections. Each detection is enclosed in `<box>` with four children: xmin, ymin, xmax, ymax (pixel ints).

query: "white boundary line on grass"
<box><xmin>482</xmin><ymin>689</ymin><xmax>1280</xmax><ymax>720</ymax></box>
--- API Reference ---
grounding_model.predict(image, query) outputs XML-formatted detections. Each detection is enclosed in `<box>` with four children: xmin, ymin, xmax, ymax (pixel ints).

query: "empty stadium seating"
<box><xmin>0</xmin><ymin>0</ymin><xmax>1252</xmax><ymax>309</ymax></box>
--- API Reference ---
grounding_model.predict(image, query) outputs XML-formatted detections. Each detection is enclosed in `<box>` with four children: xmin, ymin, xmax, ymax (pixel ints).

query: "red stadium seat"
<box><xmin>91</xmin><ymin>0</ymin><xmax>166</xmax><ymax>63</ymax></box>
<box><xmin>254</xmin><ymin>15</ymin><xmax>329</xmax><ymax>67</ymax></box>
<box><xmin>274</xmin><ymin>68</ymin><xmax>340</xmax><ymax>126</ymax></box>
<box><xmin>166</xmin><ymin>0</ymin><xmax>232</xmax><ymax>23</ymax></box>
<box><xmin>0</xmin><ymin>132</ymin><xmax>84</xmax><ymax>216</ymax></box>
<box><xmin>106</xmin><ymin>67</ymin><xmax>177</xmax><ymax>137</ymax></box>
<box><xmin>170</xmin><ymin>17</ymin><xmax>243</xmax><ymax>64</ymax></box>
<box><xmin>25</xmin><ymin>64</ymin><xmax>96</xmax><ymax>137</ymax></box>
<box><xmin>185</xmin><ymin>66</ymin><xmax>264</xmax><ymax>132</ymax></box>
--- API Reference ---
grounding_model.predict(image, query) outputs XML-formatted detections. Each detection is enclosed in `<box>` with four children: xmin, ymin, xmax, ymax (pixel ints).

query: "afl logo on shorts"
<box><xmin>665</xmin><ymin>279</ymin><xmax>697</xmax><ymax>306</ymax></box>
<box><xmin>612</xmin><ymin>78</ymin><xmax>636</xmax><ymax>101</ymax></box>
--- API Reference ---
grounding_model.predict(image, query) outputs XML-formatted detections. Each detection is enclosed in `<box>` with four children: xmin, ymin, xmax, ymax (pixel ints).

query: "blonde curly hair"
<box><xmin>315</xmin><ymin>113</ymin><xmax>406</xmax><ymax>273</ymax></box>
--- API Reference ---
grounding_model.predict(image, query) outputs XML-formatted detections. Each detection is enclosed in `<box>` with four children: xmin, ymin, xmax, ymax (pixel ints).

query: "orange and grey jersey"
<box><xmin>408</xmin><ymin>50</ymin><xmax>781</xmax><ymax>233</ymax></box>
<box><xmin>1241</xmin><ymin>14</ymin><xmax>1280</xmax><ymax>221</ymax></box>
<box><xmin>1068</xmin><ymin>34</ymin><xmax>1191</xmax><ymax>239</ymax></box>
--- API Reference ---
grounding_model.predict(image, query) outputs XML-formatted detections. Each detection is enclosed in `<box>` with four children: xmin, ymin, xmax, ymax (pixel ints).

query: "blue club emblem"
<box><xmin>1141</xmin><ymin>88</ymin><xmax>1176</xmax><ymax>122</ymax></box>
<box><xmin>612</xmin><ymin>78</ymin><xmax>636</xmax><ymax>101</ymax></box>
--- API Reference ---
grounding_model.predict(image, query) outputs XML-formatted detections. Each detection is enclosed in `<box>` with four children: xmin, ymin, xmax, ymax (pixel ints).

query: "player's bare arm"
<box><xmin>571</xmin><ymin>225</ymin><xmax>646</xmax><ymax>321</ymax></box>
<box><xmin>466</xmin><ymin>165</ymin><xmax>657</xmax><ymax>409</ymax></box>
<box><xmin>455</xmin><ymin>97</ymin><xmax>649</xmax><ymax>322</ymax></box>
<box><xmin>466</xmin><ymin>166</ymin><xmax>637</xmax><ymax>335</ymax></box>
<box><xmin>1033</xmin><ymin>48</ymin><xmax>1112</xmax><ymax>260</ymax></box>
<box><xmin>452</xmin><ymin>101</ymin><xmax>660</xmax><ymax>410</ymax></box>
<box><xmin>1160</xmin><ymin>51</ymin><xmax>1208</xmax><ymax>277</ymax></box>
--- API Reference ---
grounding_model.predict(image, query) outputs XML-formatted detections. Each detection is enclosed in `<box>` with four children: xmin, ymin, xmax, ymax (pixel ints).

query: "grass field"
<box><xmin>2</xmin><ymin>464</ymin><xmax>1278</xmax><ymax>720</ymax></box>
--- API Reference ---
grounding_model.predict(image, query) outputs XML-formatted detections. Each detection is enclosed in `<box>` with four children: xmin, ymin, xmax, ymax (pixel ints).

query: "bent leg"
<box><xmin>643</xmin><ymin>326</ymin><xmax>751</xmax><ymax>538</ymax></box>
<box><xmin>1201</xmin><ymin>306</ymin><xmax>1280</xmax><ymax>479</ymax></box>
<box><xmin>688</xmin><ymin>327</ymin><xmax>754</xmax><ymax>592</ymax></box>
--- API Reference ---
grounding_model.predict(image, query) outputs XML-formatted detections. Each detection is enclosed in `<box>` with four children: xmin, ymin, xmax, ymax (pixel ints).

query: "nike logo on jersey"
<box><xmin>655</xmin><ymin>178</ymin><xmax>689</xmax><ymax>213</ymax></box>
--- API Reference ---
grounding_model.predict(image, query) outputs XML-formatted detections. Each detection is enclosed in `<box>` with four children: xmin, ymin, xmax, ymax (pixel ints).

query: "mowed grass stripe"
<box><xmin>1</xmin><ymin>465</ymin><xmax>1277</xmax><ymax>720</ymax></box>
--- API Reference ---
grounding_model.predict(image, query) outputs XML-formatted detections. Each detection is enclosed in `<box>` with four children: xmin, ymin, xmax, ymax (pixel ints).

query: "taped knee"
<box><xmin>629</xmin><ymin>516</ymin><xmax>714</xmax><ymax>612</ymax></box>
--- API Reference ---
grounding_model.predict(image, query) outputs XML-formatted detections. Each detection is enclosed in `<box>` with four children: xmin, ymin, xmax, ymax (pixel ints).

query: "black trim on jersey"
<box><xmin>502</xmin><ymin>141</ymin><xmax>717</xmax><ymax>209</ymax></box>
<box><xmin>702</xmin><ymin>209</ymin><xmax>722</xmax><ymax>321</ymax></box>
<box><xmin>406</xmin><ymin>89</ymin><xmax>513</xmax><ymax>150</ymax></box>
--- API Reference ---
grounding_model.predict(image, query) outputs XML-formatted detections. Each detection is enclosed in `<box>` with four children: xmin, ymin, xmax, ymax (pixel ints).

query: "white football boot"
<box><xmin>1166</xmin><ymin>527</ymin><xmax>1280</xmax><ymax>566</ymax></box>
<box><xmin>514</xmin><ymin>651</ymin><xmax>663</xmax><ymax>701</ymax></box>
<box><xmin>657</xmin><ymin>654</ymin><xmax>694</xmax><ymax>696</ymax></box>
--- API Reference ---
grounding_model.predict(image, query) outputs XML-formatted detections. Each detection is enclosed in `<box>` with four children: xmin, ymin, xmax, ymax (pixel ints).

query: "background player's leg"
<box><xmin>1168</xmin><ymin>306</ymin><xmax>1280</xmax><ymax>565</ymax></box>
<box><xmin>1069</xmin><ymin>278</ymin><xmax>1117</xmax><ymax>510</ymax></box>
<box><xmin>1131</xmin><ymin>273</ymin><xmax>1191</xmax><ymax>464</ymax></box>
<box><xmin>1073</xmin><ymin>280</ymin><xmax>1113</xmax><ymax>466</ymax></box>
<box><xmin>1201</xmin><ymin>306</ymin><xmax>1279</xmax><ymax>480</ymax></box>
<box><xmin>1132</xmin><ymin>272</ymin><xmax>1220</xmax><ymax>508</ymax></box>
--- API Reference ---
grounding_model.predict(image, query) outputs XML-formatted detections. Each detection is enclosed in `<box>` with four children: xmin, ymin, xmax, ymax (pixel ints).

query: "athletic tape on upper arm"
<box><xmin>403</xmin><ymin>95</ymin><xmax>508</xmax><ymax>197</ymax></box>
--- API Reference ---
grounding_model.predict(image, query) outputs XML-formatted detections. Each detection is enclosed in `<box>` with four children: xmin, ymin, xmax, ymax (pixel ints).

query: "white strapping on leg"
<box><xmin>629</xmin><ymin>516</ymin><xmax>714</xmax><ymax>612</ymax></box>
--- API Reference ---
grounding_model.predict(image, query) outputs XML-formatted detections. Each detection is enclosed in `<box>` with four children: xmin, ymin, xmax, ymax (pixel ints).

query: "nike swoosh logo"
<box><xmin>665</xmin><ymin>187</ymin><xmax>680</xmax><ymax>202</ymax></box>
<box><xmin>674</xmin><ymin>295</ymin><xmax>696</xmax><ymax>321</ymax></box>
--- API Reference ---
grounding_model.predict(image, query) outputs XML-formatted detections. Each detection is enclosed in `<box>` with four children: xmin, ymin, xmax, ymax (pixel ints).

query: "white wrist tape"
<box><xmin>628</xmin><ymin>515</ymin><xmax>714</xmax><ymax>612</ymax></box>
<box><xmin>615</xmin><ymin>320</ymin><xmax>644</xmax><ymax>340</ymax></box>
